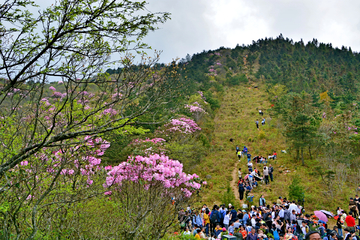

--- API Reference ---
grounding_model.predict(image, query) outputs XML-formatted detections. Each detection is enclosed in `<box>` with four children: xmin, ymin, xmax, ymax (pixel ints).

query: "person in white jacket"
<box><xmin>223</xmin><ymin>211</ymin><xmax>230</xmax><ymax>230</ymax></box>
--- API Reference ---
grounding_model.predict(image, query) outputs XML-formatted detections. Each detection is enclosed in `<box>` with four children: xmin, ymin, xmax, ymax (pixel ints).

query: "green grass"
<box><xmin>192</xmin><ymin>84</ymin><xmax>355</xmax><ymax>214</ymax></box>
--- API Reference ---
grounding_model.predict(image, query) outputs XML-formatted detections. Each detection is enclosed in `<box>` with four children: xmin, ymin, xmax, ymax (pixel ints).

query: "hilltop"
<box><xmin>103</xmin><ymin>35</ymin><xmax>360</xmax><ymax>211</ymax></box>
<box><xmin>173</xmin><ymin>35</ymin><xmax>360</xmax><ymax>211</ymax></box>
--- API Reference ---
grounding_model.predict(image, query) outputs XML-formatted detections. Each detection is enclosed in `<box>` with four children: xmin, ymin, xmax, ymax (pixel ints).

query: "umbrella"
<box><xmin>320</xmin><ymin>210</ymin><xmax>334</xmax><ymax>218</ymax></box>
<box><xmin>314</xmin><ymin>211</ymin><xmax>328</xmax><ymax>222</ymax></box>
<box><xmin>334</xmin><ymin>216</ymin><xmax>339</xmax><ymax>220</ymax></box>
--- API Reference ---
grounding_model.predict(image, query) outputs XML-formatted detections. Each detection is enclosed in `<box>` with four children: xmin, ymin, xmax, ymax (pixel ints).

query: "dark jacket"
<box><xmin>211</xmin><ymin>209</ymin><xmax>221</xmax><ymax>223</ymax></box>
<box><xmin>234</xmin><ymin>232</ymin><xmax>244</xmax><ymax>240</ymax></box>
<box><xmin>246</xmin><ymin>232</ymin><xmax>258</xmax><ymax>240</ymax></box>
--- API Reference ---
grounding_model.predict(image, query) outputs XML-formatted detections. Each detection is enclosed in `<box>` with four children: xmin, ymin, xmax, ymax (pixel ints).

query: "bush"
<box><xmin>226</xmin><ymin>74</ymin><xmax>248</xmax><ymax>86</ymax></box>
<box><xmin>258</xmin><ymin>130</ymin><xmax>266</xmax><ymax>140</ymax></box>
<box><xmin>221</xmin><ymin>185</ymin><xmax>238</xmax><ymax>209</ymax></box>
<box><xmin>288</xmin><ymin>175</ymin><xmax>304</xmax><ymax>202</ymax></box>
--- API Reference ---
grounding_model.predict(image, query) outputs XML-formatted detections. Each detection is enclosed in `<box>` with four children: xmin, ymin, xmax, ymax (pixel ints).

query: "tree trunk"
<box><xmin>301</xmin><ymin>147</ymin><xmax>304</xmax><ymax>165</ymax></box>
<box><xmin>308</xmin><ymin>145</ymin><xmax>312</xmax><ymax>159</ymax></box>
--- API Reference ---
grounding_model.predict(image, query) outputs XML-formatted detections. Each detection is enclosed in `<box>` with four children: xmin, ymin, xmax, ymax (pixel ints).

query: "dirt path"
<box><xmin>196</xmin><ymin>81</ymin><xmax>292</xmax><ymax>209</ymax></box>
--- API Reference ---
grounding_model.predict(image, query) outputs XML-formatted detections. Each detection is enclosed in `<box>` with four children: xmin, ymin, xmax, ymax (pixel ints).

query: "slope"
<box><xmin>195</xmin><ymin>81</ymin><xmax>358</xmax><ymax>213</ymax></box>
<box><xmin>194</xmin><ymin>84</ymin><xmax>291</xmax><ymax>207</ymax></box>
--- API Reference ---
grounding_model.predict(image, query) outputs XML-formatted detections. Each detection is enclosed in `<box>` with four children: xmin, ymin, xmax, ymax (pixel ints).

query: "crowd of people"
<box><xmin>178</xmin><ymin>197</ymin><xmax>360</xmax><ymax>240</ymax></box>
<box><xmin>236</xmin><ymin>145</ymin><xmax>276</xmax><ymax>201</ymax></box>
<box><xmin>177</xmin><ymin>109</ymin><xmax>360</xmax><ymax>240</ymax></box>
<box><xmin>177</xmin><ymin>148</ymin><xmax>360</xmax><ymax>240</ymax></box>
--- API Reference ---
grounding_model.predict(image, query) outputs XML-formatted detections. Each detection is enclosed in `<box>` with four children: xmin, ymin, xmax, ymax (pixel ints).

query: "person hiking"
<box><xmin>259</xmin><ymin>195</ymin><xmax>266</xmax><ymax>207</ymax></box>
<box><xmin>268</xmin><ymin>164</ymin><xmax>274</xmax><ymax>182</ymax></box>
<box><xmin>247</xmin><ymin>153</ymin><xmax>252</xmax><ymax>162</ymax></box>
<box><xmin>255</xmin><ymin>120</ymin><xmax>259</xmax><ymax>130</ymax></box>
<box><xmin>238</xmin><ymin>150</ymin><xmax>242</xmax><ymax>160</ymax></box>
<box><xmin>263</xmin><ymin>166</ymin><xmax>269</xmax><ymax>185</ymax></box>
<box><xmin>262</xmin><ymin>118</ymin><xmax>265</xmax><ymax>125</ymax></box>
<box><xmin>238</xmin><ymin>168</ymin><xmax>242</xmax><ymax>179</ymax></box>
<box><xmin>239</xmin><ymin>181</ymin><xmax>245</xmax><ymax>201</ymax></box>
<box><xmin>243</xmin><ymin>146</ymin><xmax>248</xmax><ymax>154</ymax></box>
<box><xmin>259</xmin><ymin>110</ymin><xmax>263</xmax><ymax>116</ymax></box>
<box><xmin>236</xmin><ymin>145</ymin><xmax>240</xmax><ymax>153</ymax></box>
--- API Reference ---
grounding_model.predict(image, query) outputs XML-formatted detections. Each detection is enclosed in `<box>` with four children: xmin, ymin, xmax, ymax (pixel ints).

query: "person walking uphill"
<box><xmin>247</xmin><ymin>153</ymin><xmax>251</xmax><ymax>163</ymax></box>
<box><xmin>239</xmin><ymin>180</ymin><xmax>245</xmax><ymax>201</ymax></box>
<box><xmin>237</xmin><ymin>150</ymin><xmax>242</xmax><ymax>160</ymax></box>
<box><xmin>269</xmin><ymin>164</ymin><xmax>274</xmax><ymax>182</ymax></box>
<box><xmin>263</xmin><ymin>166</ymin><xmax>269</xmax><ymax>185</ymax></box>
<box><xmin>255</xmin><ymin>120</ymin><xmax>259</xmax><ymax>130</ymax></box>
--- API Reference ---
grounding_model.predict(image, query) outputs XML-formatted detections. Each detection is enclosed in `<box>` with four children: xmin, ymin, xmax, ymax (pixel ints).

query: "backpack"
<box><xmin>210</xmin><ymin>211</ymin><xmax>217</xmax><ymax>223</ymax></box>
<box><xmin>246</xmin><ymin>215</ymin><xmax>251</xmax><ymax>225</ymax></box>
<box><xmin>273</xmin><ymin>229</ymin><xmax>280</xmax><ymax>240</ymax></box>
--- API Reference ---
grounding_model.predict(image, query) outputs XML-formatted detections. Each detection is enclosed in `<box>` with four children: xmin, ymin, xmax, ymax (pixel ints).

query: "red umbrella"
<box><xmin>334</xmin><ymin>216</ymin><xmax>339</xmax><ymax>220</ymax></box>
<box><xmin>314</xmin><ymin>211</ymin><xmax>328</xmax><ymax>222</ymax></box>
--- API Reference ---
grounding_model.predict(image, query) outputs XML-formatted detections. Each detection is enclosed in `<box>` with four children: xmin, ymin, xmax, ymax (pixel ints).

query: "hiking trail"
<box><xmin>198</xmin><ymin>85</ymin><xmax>288</xmax><ymax>207</ymax></box>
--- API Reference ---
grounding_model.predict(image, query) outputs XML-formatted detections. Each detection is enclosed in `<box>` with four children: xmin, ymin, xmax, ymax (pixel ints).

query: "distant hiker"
<box><xmin>238</xmin><ymin>168</ymin><xmax>242</xmax><ymax>179</ymax></box>
<box><xmin>243</xmin><ymin>146</ymin><xmax>248</xmax><ymax>154</ymax></box>
<box><xmin>259</xmin><ymin>110</ymin><xmax>263</xmax><ymax>116</ymax></box>
<box><xmin>247</xmin><ymin>153</ymin><xmax>251</xmax><ymax>162</ymax></box>
<box><xmin>247</xmin><ymin>161</ymin><xmax>253</xmax><ymax>172</ymax></box>
<box><xmin>237</xmin><ymin>150</ymin><xmax>242</xmax><ymax>160</ymax></box>
<box><xmin>259</xmin><ymin>195</ymin><xmax>266</xmax><ymax>207</ymax></box>
<box><xmin>263</xmin><ymin>166</ymin><xmax>269</xmax><ymax>185</ymax></box>
<box><xmin>236</xmin><ymin>145</ymin><xmax>240</xmax><ymax>152</ymax></box>
<box><xmin>269</xmin><ymin>164</ymin><xmax>274</xmax><ymax>182</ymax></box>
<box><xmin>238</xmin><ymin>180</ymin><xmax>245</xmax><ymax>200</ymax></box>
<box><xmin>230</xmin><ymin>138</ymin><xmax>234</xmax><ymax>142</ymax></box>
<box><xmin>273</xmin><ymin>151</ymin><xmax>277</xmax><ymax>159</ymax></box>
<box><xmin>261</xmin><ymin>118</ymin><xmax>265</xmax><ymax>125</ymax></box>
<box><xmin>255</xmin><ymin>120</ymin><xmax>259</xmax><ymax>130</ymax></box>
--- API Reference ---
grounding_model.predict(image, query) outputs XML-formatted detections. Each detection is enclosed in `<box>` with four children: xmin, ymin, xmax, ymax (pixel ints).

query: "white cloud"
<box><xmin>28</xmin><ymin>0</ymin><xmax>360</xmax><ymax>63</ymax></box>
<box><xmin>143</xmin><ymin>0</ymin><xmax>360</xmax><ymax>62</ymax></box>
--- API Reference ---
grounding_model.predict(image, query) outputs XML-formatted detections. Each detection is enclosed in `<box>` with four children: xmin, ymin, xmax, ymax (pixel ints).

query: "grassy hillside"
<box><xmin>103</xmin><ymin>35</ymin><xmax>360</xmax><ymax>212</ymax></box>
<box><xmin>193</xmin><ymin>84</ymin><xmax>356</xmax><ymax>213</ymax></box>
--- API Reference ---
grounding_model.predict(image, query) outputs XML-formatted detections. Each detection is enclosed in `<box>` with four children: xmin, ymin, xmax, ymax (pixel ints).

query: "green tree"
<box><xmin>288</xmin><ymin>176</ymin><xmax>304</xmax><ymax>203</ymax></box>
<box><xmin>0</xmin><ymin>0</ymin><xmax>174</xmax><ymax>238</ymax></box>
<box><xmin>281</xmin><ymin>92</ymin><xmax>319</xmax><ymax>165</ymax></box>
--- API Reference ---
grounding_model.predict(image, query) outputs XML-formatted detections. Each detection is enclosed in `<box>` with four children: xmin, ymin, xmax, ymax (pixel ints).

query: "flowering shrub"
<box><xmin>131</xmin><ymin>138</ymin><xmax>166</xmax><ymax>144</ymax></box>
<box><xmin>130</xmin><ymin>138</ymin><xmax>167</xmax><ymax>156</ymax></box>
<box><xmin>185</xmin><ymin>102</ymin><xmax>206</xmax><ymax>113</ymax></box>
<box><xmin>105</xmin><ymin>154</ymin><xmax>203</xmax><ymax>197</ymax></box>
<box><xmin>165</xmin><ymin>117</ymin><xmax>201</xmax><ymax>134</ymax></box>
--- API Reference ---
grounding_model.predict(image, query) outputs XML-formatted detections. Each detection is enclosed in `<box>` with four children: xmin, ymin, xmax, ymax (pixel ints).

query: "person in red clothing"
<box><xmin>345</xmin><ymin>214</ymin><xmax>356</xmax><ymax>231</ymax></box>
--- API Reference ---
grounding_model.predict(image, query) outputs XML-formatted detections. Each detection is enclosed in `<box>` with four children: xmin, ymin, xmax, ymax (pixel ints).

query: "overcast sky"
<box><xmin>142</xmin><ymin>0</ymin><xmax>360</xmax><ymax>63</ymax></box>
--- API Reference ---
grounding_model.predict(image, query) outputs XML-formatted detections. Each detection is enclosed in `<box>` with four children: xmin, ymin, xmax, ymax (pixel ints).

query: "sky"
<box><xmin>142</xmin><ymin>0</ymin><xmax>360</xmax><ymax>63</ymax></box>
